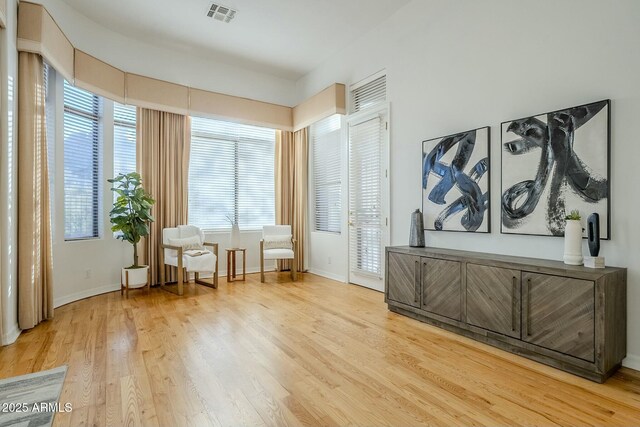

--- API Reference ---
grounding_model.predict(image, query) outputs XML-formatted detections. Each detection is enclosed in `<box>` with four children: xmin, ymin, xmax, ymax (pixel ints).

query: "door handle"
<box><xmin>526</xmin><ymin>277</ymin><xmax>532</xmax><ymax>336</ymax></box>
<box><xmin>414</xmin><ymin>260</ymin><xmax>420</xmax><ymax>304</ymax></box>
<box><xmin>511</xmin><ymin>276</ymin><xmax>517</xmax><ymax>332</ymax></box>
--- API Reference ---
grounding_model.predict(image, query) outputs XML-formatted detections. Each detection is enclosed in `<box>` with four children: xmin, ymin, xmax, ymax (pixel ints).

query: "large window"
<box><xmin>188</xmin><ymin>117</ymin><xmax>275</xmax><ymax>230</ymax></box>
<box><xmin>113</xmin><ymin>102</ymin><xmax>136</xmax><ymax>176</ymax></box>
<box><xmin>311</xmin><ymin>114</ymin><xmax>342</xmax><ymax>233</ymax></box>
<box><xmin>63</xmin><ymin>80</ymin><xmax>102</xmax><ymax>240</ymax></box>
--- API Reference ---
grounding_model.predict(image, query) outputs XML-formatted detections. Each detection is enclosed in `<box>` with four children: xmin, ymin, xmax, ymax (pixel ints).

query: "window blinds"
<box><xmin>63</xmin><ymin>80</ymin><xmax>102</xmax><ymax>240</ymax></box>
<box><xmin>348</xmin><ymin>116</ymin><xmax>384</xmax><ymax>277</ymax></box>
<box><xmin>188</xmin><ymin>116</ymin><xmax>275</xmax><ymax>231</ymax></box>
<box><xmin>113</xmin><ymin>102</ymin><xmax>136</xmax><ymax>176</ymax></box>
<box><xmin>351</xmin><ymin>75</ymin><xmax>386</xmax><ymax>113</ymax></box>
<box><xmin>311</xmin><ymin>114</ymin><xmax>342</xmax><ymax>233</ymax></box>
<box><xmin>44</xmin><ymin>64</ymin><xmax>56</xmax><ymax>229</ymax></box>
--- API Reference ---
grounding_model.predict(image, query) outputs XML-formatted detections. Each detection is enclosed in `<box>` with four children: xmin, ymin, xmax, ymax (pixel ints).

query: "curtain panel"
<box><xmin>17</xmin><ymin>52</ymin><xmax>54</xmax><ymax>330</ymax></box>
<box><xmin>275</xmin><ymin>128</ymin><xmax>308</xmax><ymax>272</ymax></box>
<box><xmin>137</xmin><ymin>108</ymin><xmax>191</xmax><ymax>285</ymax></box>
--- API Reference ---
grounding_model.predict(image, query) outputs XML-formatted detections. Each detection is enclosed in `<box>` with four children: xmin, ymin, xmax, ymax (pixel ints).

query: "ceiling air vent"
<box><xmin>206</xmin><ymin>3</ymin><xmax>237</xmax><ymax>23</ymax></box>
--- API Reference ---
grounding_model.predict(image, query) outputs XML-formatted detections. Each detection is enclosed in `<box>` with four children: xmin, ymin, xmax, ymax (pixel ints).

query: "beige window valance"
<box><xmin>17</xmin><ymin>1</ymin><xmax>346</xmax><ymax>130</ymax></box>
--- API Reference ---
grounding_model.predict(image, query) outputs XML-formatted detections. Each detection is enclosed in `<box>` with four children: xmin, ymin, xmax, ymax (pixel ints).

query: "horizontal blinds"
<box><xmin>351</xmin><ymin>75</ymin><xmax>386</xmax><ymax>113</ymax></box>
<box><xmin>311</xmin><ymin>114</ymin><xmax>342</xmax><ymax>233</ymax></box>
<box><xmin>45</xmin><ymin>64</ymin><xmax>56</xmax><ymax>236</ymax></box>
<box><xmin>63</xmin><ymin>80</ymin><xmax>102</xmax><ymax>240</ymax></box>
<box><xmin>349</xmin><ymin>116</ymin><xmax>383</xmax><ymax>276</ymax></box>
<box><xmin>189</xmin><ymin>116</ymin><xmax>275</xmax><ymax>230</ymax></box>
<box><xmin>113</xmin><ymin>102</ymin><xmax>136</xmax><ymax>176</ymax></box>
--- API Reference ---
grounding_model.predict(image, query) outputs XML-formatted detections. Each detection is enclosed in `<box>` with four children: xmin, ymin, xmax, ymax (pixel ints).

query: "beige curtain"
<box><xmin>137</xmin><ymin>108</ymin><xmax>190</xmax><ymax>285</ymax></box>
<box><xmin>275</xmin><ymin>128</ymin><xmax>308</xmax><ymax>272</ymax></box>
<box><xmin>17</xmin><ymin>52</ymin><xmax>53</xmax><ymax>329</ymax></box>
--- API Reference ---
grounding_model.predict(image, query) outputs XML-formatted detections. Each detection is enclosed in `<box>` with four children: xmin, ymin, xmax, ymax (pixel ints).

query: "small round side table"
<box><xmin>225</xmin><ymin>248</ymin><xmax>246</xmax><ymax>282</ymax></box>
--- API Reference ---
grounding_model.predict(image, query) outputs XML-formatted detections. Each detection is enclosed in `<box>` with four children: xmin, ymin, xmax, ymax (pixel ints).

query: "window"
<box><xmin>311</xmin><ymin>114</ymin><xmax>342</xmax><ymax>233</ymax></box>
<box><xmin>113</xmin><ymin>102</ymin><xmax>136</xmax><ymax>176</ymax></box>
<box><xmin>44</xmin><ymin>64</ymin><xmax>56</xmax><ymax>228</ymax></box>
<box><xmin>63</xmin><ymin>80</ymin><xmax>102</xmax><ymax>240</ymax></box>
<box><xmin>188</xmin><ymin>117</ymin><xmax>275</xmax><ymax>230</ymax></box>
<box><xmin>351</xmin><ymin>74</ymin><xmax>386</xmax><ymax>113</ymax></box>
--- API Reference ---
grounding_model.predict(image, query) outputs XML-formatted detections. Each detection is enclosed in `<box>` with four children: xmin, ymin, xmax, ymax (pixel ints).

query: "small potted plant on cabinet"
<box><xmin>108</xmin><ymin>172</ymin><xmax>155</xmax><ymax>295</ymax></box>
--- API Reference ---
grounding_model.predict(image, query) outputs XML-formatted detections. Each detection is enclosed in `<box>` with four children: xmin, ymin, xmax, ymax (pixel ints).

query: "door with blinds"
<box><xmin>348</xmin><ymin>107</ymin><xmax>389</xmax><ymax>291</ymax></box>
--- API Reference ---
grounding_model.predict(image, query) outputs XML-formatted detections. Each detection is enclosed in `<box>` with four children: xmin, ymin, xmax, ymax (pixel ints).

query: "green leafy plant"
<box><xmin>565</xmin><ymin>209</ymin><xmax>581</xmax><ymax>221</ymax></box>
<box><xmin>108</xmin><ymin>172</ymin><xmax>155</xmax><ymax>268</ymax></box>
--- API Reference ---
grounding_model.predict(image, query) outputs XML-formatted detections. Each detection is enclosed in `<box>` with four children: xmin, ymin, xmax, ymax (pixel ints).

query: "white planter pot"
<box><xmin>230</xmin><ymin>224</ymin><xmax>241</xmax><ymax>248</ymax></box>
<box><xmin>563</xmin><ymin>220</ymin><xmax>584</xmax><ymax>265</ymax></box>
<box><xmin>121</xmin><ymin>265</ymin><xmax>149</xmax><ymax>289</ymax></box>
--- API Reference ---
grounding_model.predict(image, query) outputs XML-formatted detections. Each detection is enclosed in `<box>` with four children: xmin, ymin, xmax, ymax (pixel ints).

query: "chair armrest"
<box><xmin>203</xmin><ymin>241</ymin><xmax>218</xmax><ymax>256</ymax></box>
<box><xmin>161</xmin><ymin>243</ymin><xmax>182</xmax><ymax>251</ymax></box>
<box><xmin>161</xmin><ymin>244</ymin><xmax>183</xmax><ymax>261</ymax></box>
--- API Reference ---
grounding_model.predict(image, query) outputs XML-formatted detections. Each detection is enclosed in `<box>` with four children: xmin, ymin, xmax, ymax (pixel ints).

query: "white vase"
<box><xmin>230</xmin><ymin>223</ymin><xmax>241</xmax><ymax>248</ymax></box>
<box><xmin>121</xmin><ymin>265</ymin><xmax>149</xmax><ymax>289</ymax></box>
<box><xmin>563</xmin><ymin>220</ymin><xmax>583</xmax><ymax>265</ymax></box>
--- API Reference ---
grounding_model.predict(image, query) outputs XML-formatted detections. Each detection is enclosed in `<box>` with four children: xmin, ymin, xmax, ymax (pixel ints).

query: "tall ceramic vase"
<box><xmin>563</xmin><ymin>220</ymin><xmax>583</xmax><ymax>265</ymax></box>
<box><xmin>230</xmin><ymin>223</ymin><xmax>241</xmax><ymax>248</ymax></box>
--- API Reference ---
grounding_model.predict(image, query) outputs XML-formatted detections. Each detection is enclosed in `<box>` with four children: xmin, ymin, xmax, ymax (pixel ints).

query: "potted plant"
<box><xmin>563</xmin><ymin>209</ymin><xmax>583</xmax><ymax>265</ymax></box>
<box><xmin>108</xmin><ymin>172</ymin><xmax>155</xmax><ymax>288</ymax></box>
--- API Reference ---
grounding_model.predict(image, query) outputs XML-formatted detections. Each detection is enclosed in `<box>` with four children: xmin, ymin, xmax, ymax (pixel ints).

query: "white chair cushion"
<box><xmin>263</xmin><ymin>248</ymin><xmax>294</xmax><ymax>260</ymax></box>
<box><xmin>263</xmin><ymin>225</ymin><xmax>292</xmax><ymax>238</ymax></box>
<box><xmin>263</xmin><ymin>235</ymin><xmax>292</xmax><ymax>250</ymax></box>
<box><xmin>169</xmin><ymin>235</ymin><xmax>203</xmax><ymax>251</ymax></box>
<box><xmin>165</xmin><ymin>250</ymin><xmax>217</xmax><ymax>273</ymax></box>
<box><xmin>178</xmin><ymin>225</ymin><xmax>205</xmax><ymax>242</ymax></box>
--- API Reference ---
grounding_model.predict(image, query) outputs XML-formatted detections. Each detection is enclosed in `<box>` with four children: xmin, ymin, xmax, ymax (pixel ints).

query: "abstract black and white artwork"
<box><xmin>422</xmin><ymin>127</ymin><xmax>490</xmax><ymax>232</ymax></box>
<box><xmin>501</xmin><ymin>100</ymin><xmax>610</xmax><ymax>238</ymax></box>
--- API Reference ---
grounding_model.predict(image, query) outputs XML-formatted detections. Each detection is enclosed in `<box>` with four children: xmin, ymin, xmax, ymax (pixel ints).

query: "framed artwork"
<box><xmin>501</xmin><ymin>100</ymin><xmax>610</xmax><ymax>239</ymax></box>
<box><xmin>422</xmin><ymin>126</ymin><xmax>490</xmax><ymax>233</ymax></box>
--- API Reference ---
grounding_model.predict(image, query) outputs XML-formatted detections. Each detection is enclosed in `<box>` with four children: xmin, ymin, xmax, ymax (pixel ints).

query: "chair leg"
<box><xmin>213</xmin><ymin>244</ymin><xmax>219</xmax><ymax>288</ymax></box>
<box><xmin>177</xmin><ymin>260</ymin><xmax>184</xmax><ymax>296</ymax></box>
<box><xmin>260</xmin><ymin>240</ymin><xmax>265</xmax><ymax>283</ymax></box>
<box><xmin>292</xmin><ymin>240</ymin><xmax>298</xmax><ymax>281</ymax></box>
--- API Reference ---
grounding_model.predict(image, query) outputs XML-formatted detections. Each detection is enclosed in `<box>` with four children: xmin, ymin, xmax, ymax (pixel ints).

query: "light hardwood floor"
<box><xmin>1</xmin><ymin>273</ymin><xmax>640</xmax><ymax>426</ymax></box>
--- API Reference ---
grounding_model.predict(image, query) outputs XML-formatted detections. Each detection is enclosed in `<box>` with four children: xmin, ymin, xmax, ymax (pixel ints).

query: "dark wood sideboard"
<box><xmin>385</xmin><ymin>246</ymin><xmax>627</xmax><ymax>383</ymax></box>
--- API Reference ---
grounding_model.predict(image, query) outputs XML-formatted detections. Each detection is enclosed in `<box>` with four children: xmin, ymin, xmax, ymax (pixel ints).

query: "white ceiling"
<box><xmin>58</xmin><ymin>0</ymin><xmax>411</xmax><ymax>80</ymax></box>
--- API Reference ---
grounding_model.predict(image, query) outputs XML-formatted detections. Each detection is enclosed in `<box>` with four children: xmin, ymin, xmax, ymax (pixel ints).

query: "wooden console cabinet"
<box><xmin>385</xmin><ymin>246</ymin><xmax>627</xmax><ymax>383</ymax></box>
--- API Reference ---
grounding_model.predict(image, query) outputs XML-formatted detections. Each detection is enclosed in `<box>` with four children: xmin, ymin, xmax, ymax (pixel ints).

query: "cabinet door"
<box><xmin>387</xmin><ymin>253</ymin><xmax>420</xmax><ymax>307</ymax></box>
<box><xmin>522</xmin><ymin>272</ymin><xmax>595</xmax><ymax>362</ymax></box>
<box><xmin>421</xmin><ymin>258</ymin><xmax>461</xmax><ymax>320</ymax></box>
<box><xmin>466</xmin><ymin>264</ymin><xmax>521</xmax><ymax>338</ymax></box>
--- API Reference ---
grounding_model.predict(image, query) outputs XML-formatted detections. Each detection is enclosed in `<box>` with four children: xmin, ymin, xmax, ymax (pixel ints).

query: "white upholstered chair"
<box><xmin>260</xmin><ymin>225</ymin><xmax>297</xmax><ymax>282</ymax></box>
<box><xmin>160</xmin><ymin>225</ymin><xmax>218</xmax><ymax>295</ymax></box>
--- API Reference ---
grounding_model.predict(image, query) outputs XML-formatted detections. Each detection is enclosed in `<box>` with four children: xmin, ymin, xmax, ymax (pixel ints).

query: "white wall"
<box><xmin>33</xmin><ymin>0</ymin><xmax>299</xmax><ymax>107</ymax></box>
<box><xmin>297</xmin><ymin>0</ymin><xmax>640</xmax><ymax>369</ymax></box>
<box><xmin>0</xmin><ymin>0</ymin><xmax>19</xmax><ymax>345</ymax></box>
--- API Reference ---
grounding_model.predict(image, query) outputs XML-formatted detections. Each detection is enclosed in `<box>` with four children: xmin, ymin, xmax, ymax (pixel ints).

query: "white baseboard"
<box><xmin>1</xmin><ymin>322</ymin><xmax>21</xmax><ymax>345</ymax></box>
<box><xmin>54</xmin><ymin>283</ymin><xmax>121</xmax><ymax>308</ymax></box>
<box><xmin>308</xmin><ymin>268</ymin><xmax>346</xmax><ymax>283</ymax></box>
<box><xmin>623</xmin><ymin>354</ymin><xmax>640</xmax><ymax>371</ymax></box>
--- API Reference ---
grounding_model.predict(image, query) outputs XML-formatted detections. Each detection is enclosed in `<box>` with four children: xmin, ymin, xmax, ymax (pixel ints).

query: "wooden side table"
<box><xmin>226</xmin><ymin>248</ymin><xmax>246</xmax><ymax>282</ymax></box>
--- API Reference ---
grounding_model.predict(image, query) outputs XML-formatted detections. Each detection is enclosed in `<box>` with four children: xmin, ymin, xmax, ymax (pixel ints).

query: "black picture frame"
<box><xmin>500</xmin><ymin>99</ymin><xmax>611</xmax><ymax>240</ymax></box>
<box><xmin>422</xmin><ymin>126</ymin><xmax>491</xmax><ymax>233</ymax></box>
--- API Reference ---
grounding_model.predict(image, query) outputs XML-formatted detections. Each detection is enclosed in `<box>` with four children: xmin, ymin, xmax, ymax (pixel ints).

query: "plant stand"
<box><xmin>121</xmin><ymin>266</ymin><xmax>150</xmax><ymax>298</ymax></box>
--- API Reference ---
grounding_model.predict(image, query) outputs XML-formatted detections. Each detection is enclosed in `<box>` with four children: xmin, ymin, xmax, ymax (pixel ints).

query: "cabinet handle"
<box><xmin>526</xmin><ymin>277</ymin><xmax>532</xmax><ymax>336</ymax></box>
<box><xmin>511</xmin><ymin>276</ymin><xmax>517</xmax><ymax>332</ymax></box>
<box><xmin>414</xmin><ymin>260</ymin><xmax>420</xmax><ymax>304</ymax></box>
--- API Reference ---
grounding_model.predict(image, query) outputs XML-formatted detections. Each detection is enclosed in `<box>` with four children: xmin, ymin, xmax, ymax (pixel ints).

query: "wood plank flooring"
<box><xmin>1</xmin><ymin>273</ymin><xmax>640</xmax><ymax>426</ymax></box>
